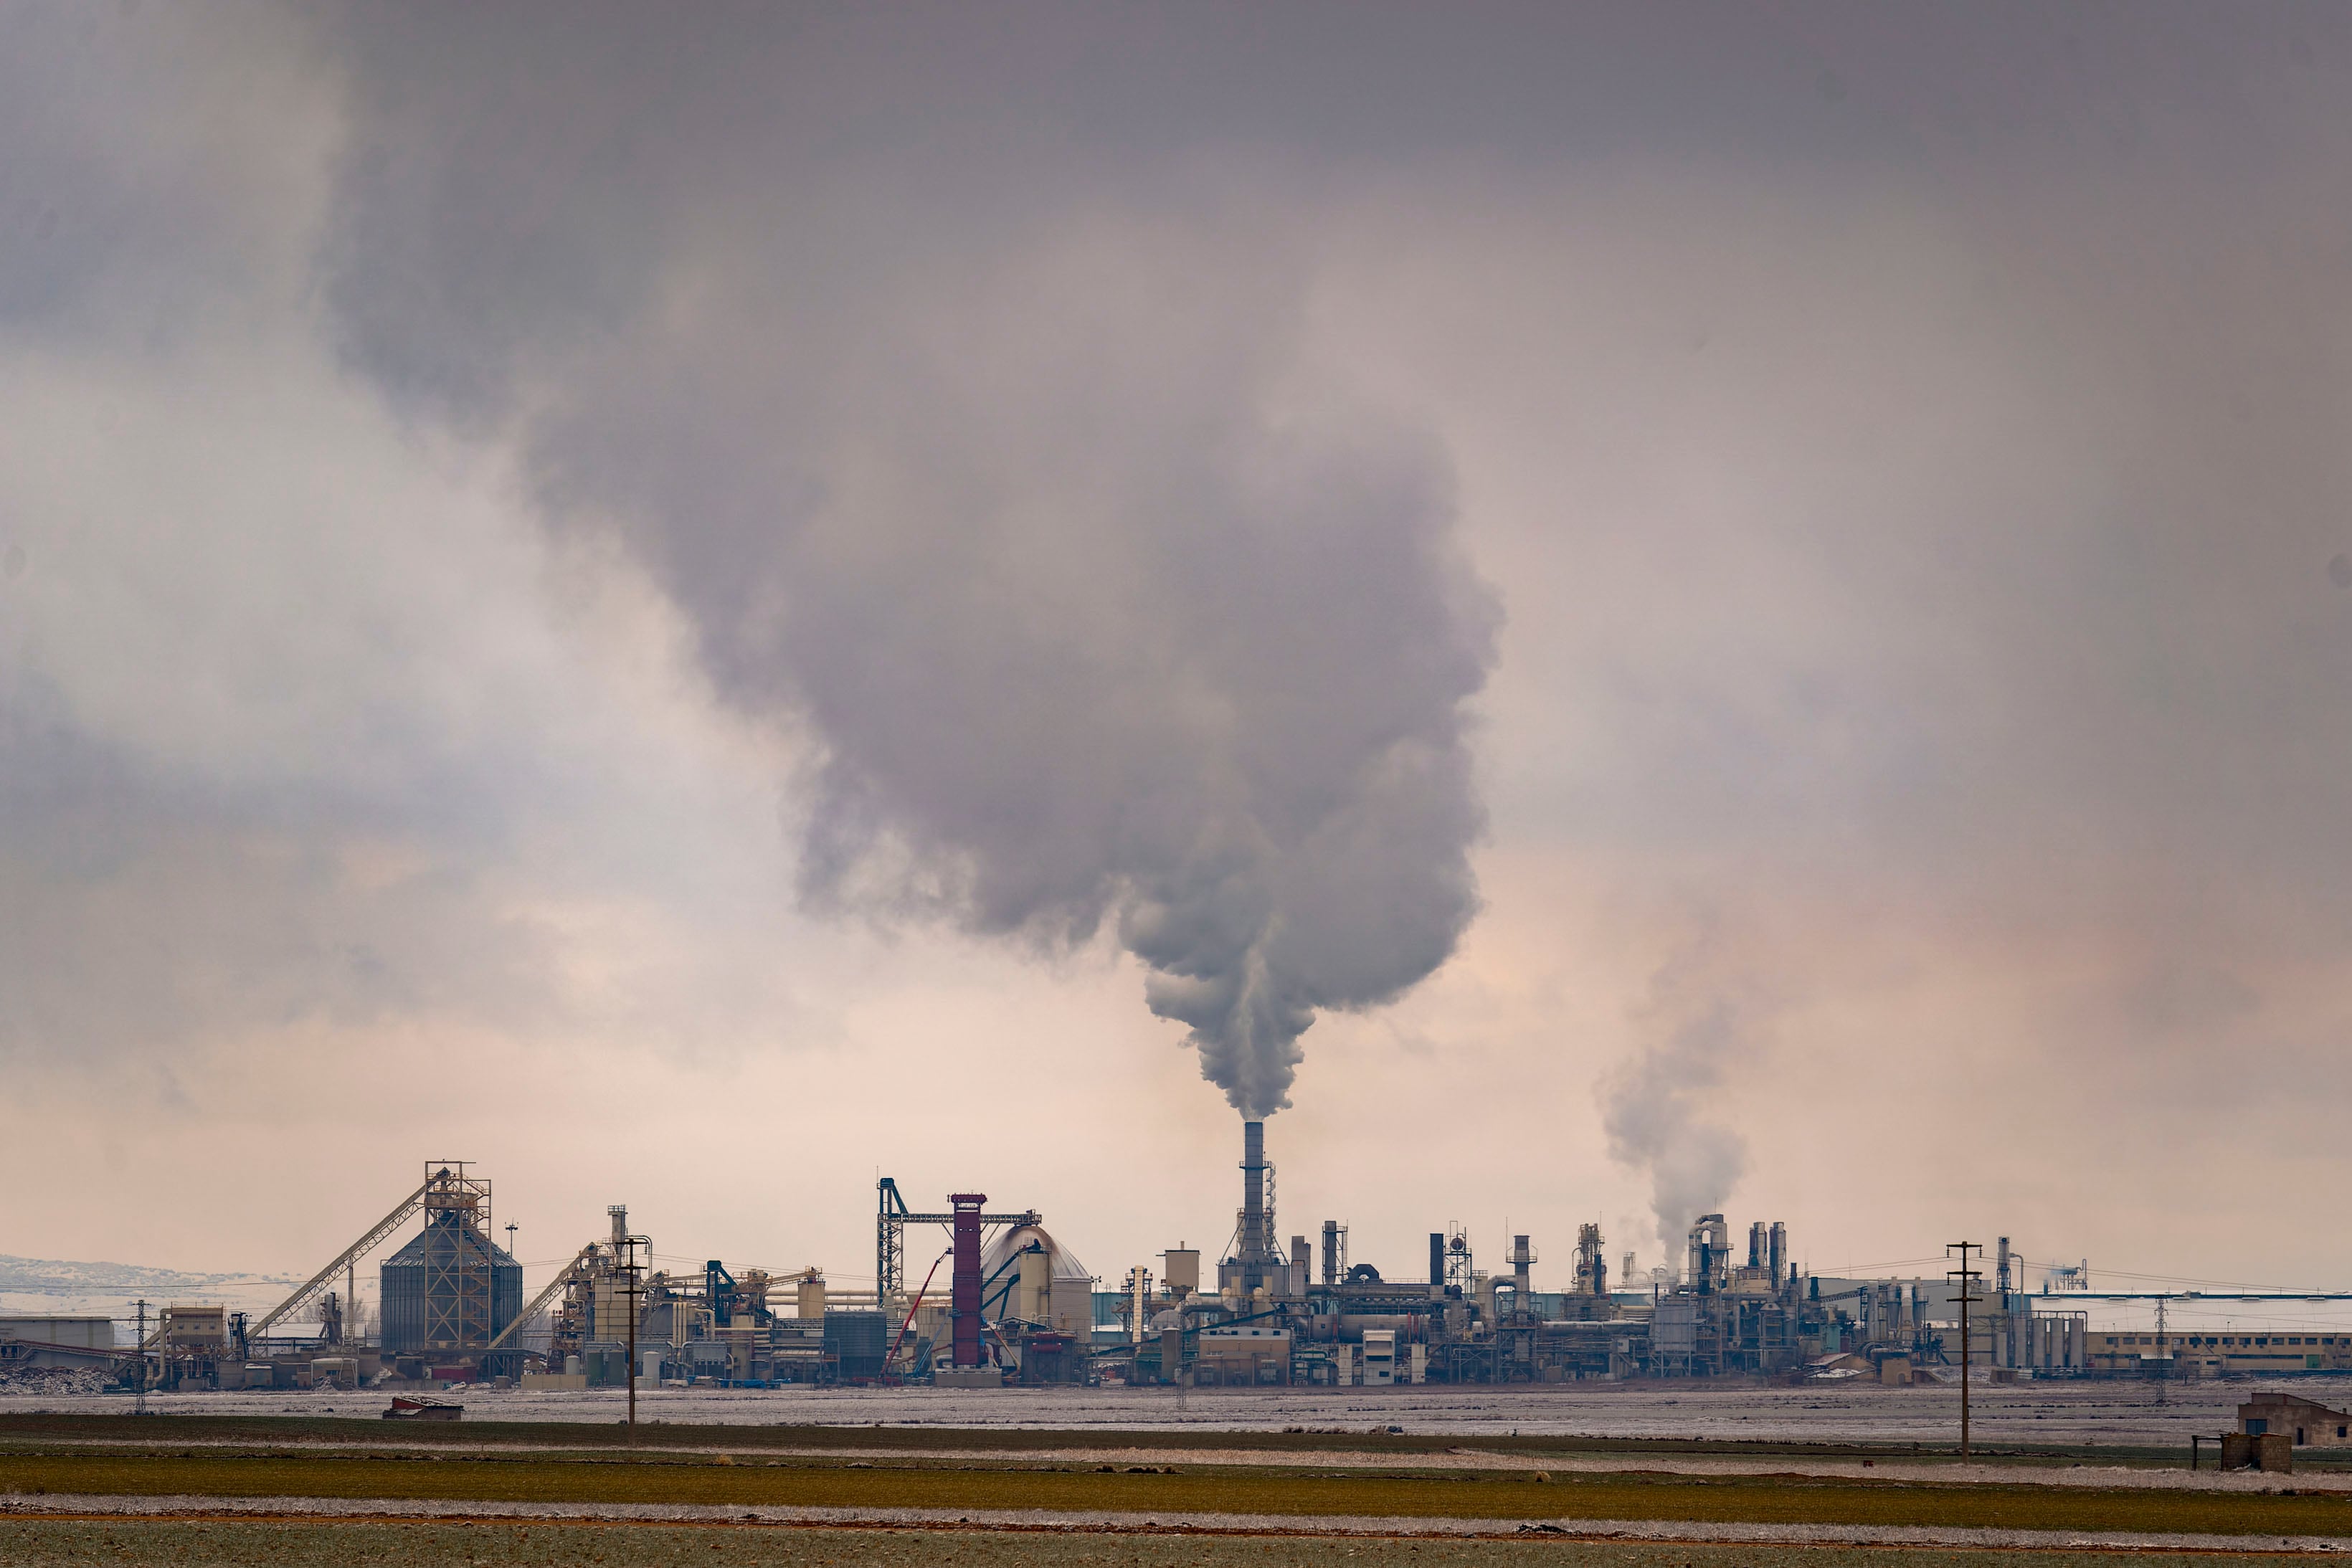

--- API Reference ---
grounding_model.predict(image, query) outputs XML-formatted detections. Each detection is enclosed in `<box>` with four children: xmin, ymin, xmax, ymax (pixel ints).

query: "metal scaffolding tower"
<box><xmin>873</xmin><ymin>1177</ymin><xmax>1038</xmax><ymax>1302</ymax></box>
<box><xmin>420</xmin><ymin>1163</ymin><xmax>494</xmax><ymax>1354</ymax></box>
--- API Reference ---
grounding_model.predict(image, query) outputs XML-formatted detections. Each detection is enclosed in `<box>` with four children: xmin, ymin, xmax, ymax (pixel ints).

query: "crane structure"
<box><xmin>874</xmin><ymin>1177</ymin><xmax>1036</xmax><ymax>1301</ymax></box>
<box><xmin>246</xmin><ymin>1175</ymin><xmax>436</xmax><ymax>1342</ymax></box>
<box><xmin>242</xmin><ymin>1163</ymin><xmax>500</xmax><ymax>1354</ymax></box>
<box><xmin>480</xmin><ymin>1242</ymin><xmax>601</xmax><ymax>1360</ymax></box>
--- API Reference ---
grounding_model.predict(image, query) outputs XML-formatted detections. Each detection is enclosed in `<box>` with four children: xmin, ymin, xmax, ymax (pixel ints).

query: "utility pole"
<box><xmin>1947</xmin><ymin>1242</ymin><xmax>1981</xmax><ymax>1460</ymax></box>
<box><xmin>133</xmin><ymin>1299</ymin><xmax>148</xmax><ymax>1415</ymax></box>
<box><xmin>2155</xmin><ymin>1296</ymin><xmax>2168</xmax><ymax>1406</ymax></box>
<box><xmin>620</xmin><ymin>1232</ymin><xmax>645</xmax><ymax>1441</ymax></box>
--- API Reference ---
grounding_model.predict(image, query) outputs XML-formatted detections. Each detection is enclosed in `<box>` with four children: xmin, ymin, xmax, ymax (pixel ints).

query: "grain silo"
<box><xmin>379</xmin><ymin>1164</ymin><xmax>523</xmax><ymax>1360</ymax></box>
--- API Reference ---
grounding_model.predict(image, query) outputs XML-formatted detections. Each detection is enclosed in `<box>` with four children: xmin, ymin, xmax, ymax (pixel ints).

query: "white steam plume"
<box><xmin>1600</xmin><ymin>939</ymin><xmax>1764</xmax><ymax>1262</ymax></box>
<box><xmin>315</xmin><ymin>11</ymin><xmax>1498</xmax><ymax>1117</ymax></box>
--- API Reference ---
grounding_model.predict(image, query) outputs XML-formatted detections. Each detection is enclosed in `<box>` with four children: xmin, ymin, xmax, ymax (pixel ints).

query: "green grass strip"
<box><xmin>4</xmin><ymin>1451</ymin><xmax>2349</xmax><ymax>1537</ymax></box>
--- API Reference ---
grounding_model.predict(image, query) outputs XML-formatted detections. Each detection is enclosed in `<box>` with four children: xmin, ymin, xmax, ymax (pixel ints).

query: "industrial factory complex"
<box><xmin>3</xmin><ymin>1124</ymin><xmax>2333</xmax><ymax>1397</ymax></box>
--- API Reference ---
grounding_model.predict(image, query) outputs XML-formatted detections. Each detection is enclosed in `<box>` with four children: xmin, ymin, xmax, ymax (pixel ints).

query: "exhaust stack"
<box><xmin>1236</xmin><ymin>1119</ymin><xmax>1276</xmax><ymax>1284</ymax></box>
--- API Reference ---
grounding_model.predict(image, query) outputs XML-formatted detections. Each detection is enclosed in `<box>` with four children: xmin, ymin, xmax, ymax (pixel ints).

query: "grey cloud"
<box><xmin>0</xmin><ymin>1</ymin><xmax>330</xmax><ymax>345</ymax></box>
<box><xmin>305</xmin><ymin>1</ymin><xmax>2352</xmax><ymax>1134</ymax></box>
<box><xmin>0</xmin><ymin>667</ymin><xmax>540</xmax><ymax>1072</ymax></box>
<box><xmin>14</xmin><ymin>0</ymin><xmax>2352</xmax><ymax>1266</ymax></box>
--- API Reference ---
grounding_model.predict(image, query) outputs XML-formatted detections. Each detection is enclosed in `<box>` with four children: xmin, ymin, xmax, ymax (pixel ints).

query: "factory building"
<box><xmin>84</xmin><ymin>1131</ymin><xmax>2305</xmax><ymax>1396</ymax></box>
<box><xmin>0</xmin><ymin>1316</ymin><xmax>118</xmax><ymax>1374</ymax></box>
<box><xmin>2240</xmin><ymin>1391</ymin><xmax>2352</xmax><ymax>1446</ymax></box>
<box><xmin>1076</xmin><ymin>1125</ymin><xmax>2128</xmax><ymax>1388</ymax></box>
<box><xmin>2095</xmin><ymin>1331</ymin><xmax>2352</xmax><ymax>1377</ymax></box>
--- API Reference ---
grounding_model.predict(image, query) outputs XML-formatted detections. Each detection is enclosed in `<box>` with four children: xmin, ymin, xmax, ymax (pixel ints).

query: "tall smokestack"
<box><xmin>1239</xmin><ymin>1120</ymin><xmax>1272</xmax><ymax>1278</ymax></box>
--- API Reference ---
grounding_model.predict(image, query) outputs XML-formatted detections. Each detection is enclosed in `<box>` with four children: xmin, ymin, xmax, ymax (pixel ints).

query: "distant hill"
<box><xmin>0</xmin><ymin>1255</ymin><xmax>303</xmax><ymax>1324</ymax></box>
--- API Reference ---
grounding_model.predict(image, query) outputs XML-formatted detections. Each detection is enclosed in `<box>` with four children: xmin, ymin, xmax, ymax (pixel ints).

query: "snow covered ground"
<box><xmin>0</xmin><ymin>1375</ymin><xmax>2313</xmax><ymax>1448</ymax></box>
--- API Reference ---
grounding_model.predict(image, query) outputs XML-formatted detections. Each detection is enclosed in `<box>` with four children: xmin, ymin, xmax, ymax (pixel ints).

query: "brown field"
<box><xmin>4</xmin><ymin>1441</ymin><xmax>2351</xmax><ymax>1538</ymax></box>
<box><xmin>7</xmin><ymin>1412</ymin><xmax>2348</xmax><ymax>1563</ymax></box>
<box><xmin>0</xmin><ymin>1519</ymin><xmax>2335</xmax><ymax>1568</ymax></box>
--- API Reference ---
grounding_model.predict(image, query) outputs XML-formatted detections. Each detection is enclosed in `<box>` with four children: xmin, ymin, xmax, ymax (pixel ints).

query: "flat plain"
<box><xmin>4</xmin><ymin>1374</ymin><xmax>2325</xmax><ymax>1445</ymax></box>
<box><xmin>0</xmin><ymin>1519</ymin><xmax>2335</xmax><ymax>1568</ymax></box>
<box><xmin>6</xmin><ymin>1399</ymin><xmax>2352</xmax><ymax>1564</ymax></box>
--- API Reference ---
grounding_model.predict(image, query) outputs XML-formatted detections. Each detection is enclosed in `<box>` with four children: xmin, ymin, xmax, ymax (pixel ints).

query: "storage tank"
<box><xmin>1018</xmin><ymin>1248</ymin><xmax>1051</xmax><ymax>1322</ymax></box>
<box><xmin>1162</xmin><ymin>1248</ymin><xmax>1200</xmax><ymax>1298</ymax></box>
<box><xmin>795</xmin><ymin>1269</ymin><xmax>827</xmax><ymax>1321</ymax></box>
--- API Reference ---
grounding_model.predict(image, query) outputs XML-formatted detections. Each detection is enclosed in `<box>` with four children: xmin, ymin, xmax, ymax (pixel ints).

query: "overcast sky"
<box><xmin>6</xmin><ymin>2</ymin><xmax>2352</xmax><ymax>1299</ymax></box>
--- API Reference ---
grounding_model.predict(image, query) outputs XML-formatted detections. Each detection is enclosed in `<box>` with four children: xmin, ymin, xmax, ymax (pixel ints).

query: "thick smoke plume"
<box><xmin>1601</xmin><ymin>941</ymin><xmax>1762</xmax><ymax>1265</ymax></box>
<box><xmin>316</xmin><ymin>12</ymin><xmax>1497</xmax><ymax>1118</ymax></box>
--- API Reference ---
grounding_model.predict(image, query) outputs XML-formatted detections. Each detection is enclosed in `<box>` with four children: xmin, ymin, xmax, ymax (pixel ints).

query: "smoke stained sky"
<box><xmin>6</xmin><ymin>2</ymin><xmax>2352</xmax><ymax>1289</ymax></box>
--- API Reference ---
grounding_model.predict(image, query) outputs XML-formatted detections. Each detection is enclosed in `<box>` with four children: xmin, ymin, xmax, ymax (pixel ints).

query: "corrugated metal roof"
<box><xmin>382</xmin><ymin>1225</ymin><xmax>520</xmax><ymax>1268</ymax></box>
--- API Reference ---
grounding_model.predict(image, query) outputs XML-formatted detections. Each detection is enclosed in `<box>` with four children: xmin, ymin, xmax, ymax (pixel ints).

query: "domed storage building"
<box><xmin>979</xmin><ymin>1223</ymin><xmax>1095</xmax><ymax>1338</ymax></box>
